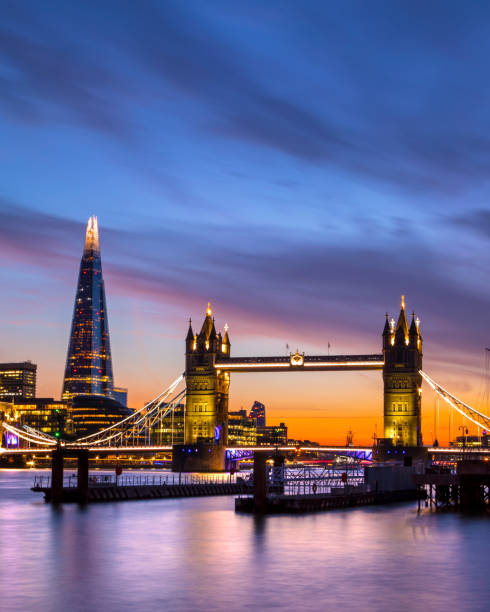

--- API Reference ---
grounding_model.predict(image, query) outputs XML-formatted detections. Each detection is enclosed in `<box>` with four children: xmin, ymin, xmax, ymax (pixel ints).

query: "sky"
<box><xmin>1</xmin><ymin>1</ymin><xmax>490</xmax><ymax>445</ymax></box>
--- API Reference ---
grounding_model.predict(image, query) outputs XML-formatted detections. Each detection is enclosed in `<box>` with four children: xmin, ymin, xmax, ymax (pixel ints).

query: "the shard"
<box><xmin>62</xmin><ymin>216</ymin><xmax>114</xmax><ymax>400</ymax></box>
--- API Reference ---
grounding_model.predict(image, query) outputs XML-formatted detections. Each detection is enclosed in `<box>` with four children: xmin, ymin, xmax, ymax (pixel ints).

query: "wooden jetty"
<box><xmin>414</xmin><ymin>460</ymin><xmax>490</xmax><ymax>514</ymax></box>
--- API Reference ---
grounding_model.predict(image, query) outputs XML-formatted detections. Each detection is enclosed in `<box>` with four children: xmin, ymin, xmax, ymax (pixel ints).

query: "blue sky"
<box><xmin>1</xmin><ymin>1</ymin><xmax>490</xmax><ymax>442</ymax></box>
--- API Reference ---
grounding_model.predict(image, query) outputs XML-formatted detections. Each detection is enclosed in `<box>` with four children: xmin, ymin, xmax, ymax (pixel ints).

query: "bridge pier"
<box><xmin>49</xmin><ymin>447</ymin><xmax>90</xmax><ymax>504</ymax></box>
<box><xmin>253</xmin><ymin>452</ymin><xmax>267</xmax><ymax>513</ymax></box>
<box><xmin>458</xmin><ymin>461</ymin><xmax>489</xmax><ymax>513</ymax></box>
<box><xmin>51</xmin><ymin>447</ymin><xmax>64</xmax><ymax>504</ymax></box>
<box><xmin>171</xmin><ymin>443</ymin><xmax>225</xmax><ymax>472</ymax></box>
<box><xmin>77</xmin><ymin>449</ymin><xmax>89</xmax><ymax>504</ymax></box>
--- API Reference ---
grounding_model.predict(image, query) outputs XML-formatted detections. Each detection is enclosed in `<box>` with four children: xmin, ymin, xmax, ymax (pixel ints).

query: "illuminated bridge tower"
<box><xmin>382</xmin><ymin>296</ymin><xmax>423</xmax><ymax>446</ymax></box>
<box><xmin>62</xmin><ymin>216</ymin><xmax>114</xmax><ymax>400</ymax></box>
<box><xmin>184</xmin><ymin>304</ymin><xmax>230</xmax><ymax>445</ymax></box>
<box><xmin>173</xmin><ymin>304</ymin><xmax>230</xmax><ymax>471</ymax></box>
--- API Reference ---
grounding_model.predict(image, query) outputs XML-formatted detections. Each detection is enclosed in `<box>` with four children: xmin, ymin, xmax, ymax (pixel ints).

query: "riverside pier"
<box><xmin>235</xmin><ymin>452</ymin><xmax>489</xmax><ymax>515</ymax></box>
<box><xmin>32</xmin><ymin>472</ymin><xmax>250</xmax><ymax>503</ymax></box>
<box><xmin>235</xmin><ymin>452</ymin><xmax>425</xmax><ymax>514</ymax></box>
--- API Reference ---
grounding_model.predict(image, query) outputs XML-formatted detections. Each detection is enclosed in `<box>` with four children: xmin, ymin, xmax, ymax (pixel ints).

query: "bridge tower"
<box><xmin>382</xmin><ymin>296</ymin><xmax>423</xmax><ymax>446</ymax></box>
<box><xmin>184</xmin><ymin>304</ymin><xmax>230</xmax><ymax>446</ymax></box>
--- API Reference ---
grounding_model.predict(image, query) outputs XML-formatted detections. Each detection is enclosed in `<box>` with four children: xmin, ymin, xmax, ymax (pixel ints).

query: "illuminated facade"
<box><xmin>62</xmin><ymin>216</ymin><xmax>114</xmax><ymax>400</ymax></box>
<box><xmin>152</xmin><ymin>403</ymin><xmax>185</xmax><ymax>445</ymax></box>
<box><xmin>0</xmin><ymin>362</ymin><xmax>36</xmax><ymax>401</ymax></box>
<box><xmin>228</xmin><ymin>409</ymin><xmax>257</xmax><ymax>446</ymax></box>
<box><xmin>185</xmin><ymin>305</ymin><xmax>230</xmax><ymax>445</ymax></box>
<box><xmin>382</xmin><ymin>296</ymin><xmax>423</xmax><ymax>446</ymax></box>
<box><xmin>69</xmin><ymin>395</ymin><xmax>132</xmax><ymax>436</ymax></box>
<box><xmin>249</xmin><ymin>401</ymin><xmax>266</xmax><ymax>427</ymax></box>
<box><xmin>256</xmin><ymin>423</ymin><xmax>288</xmax><ymax>446</ymax></box>
<box><xmin>113</xmin><ymin>387</ymin><xmax>128</xmax><ymax>407</ymax></box>
<box><xmin>13</xmin><ymin>398</ymin><xmax>68</xmax><ymax>436</ymax></box>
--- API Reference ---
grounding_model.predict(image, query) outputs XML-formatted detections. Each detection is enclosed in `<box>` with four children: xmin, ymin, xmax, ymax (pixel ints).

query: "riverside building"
<box><xmin>228</xmin><ymin>409</ymin><xmax>257</xmax><ymax>447</ymax></box>
<box><xmin>0</xmin><ymin>362</ymin><xmax>36</xmax><ymax>401</ymax></box>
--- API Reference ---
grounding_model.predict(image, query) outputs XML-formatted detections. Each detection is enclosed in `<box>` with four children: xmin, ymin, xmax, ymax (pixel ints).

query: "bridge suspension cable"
<box><xmin>65</xmin><ymin>373</ymin><xmax>186</xmax><ymax>448</ymax></box>
<box><xmin>420</xmin><ymin>370</ymin><xmax>490</xmax><ymax>431</ymax></box>
<box><xmin>1</xmin><ymin>421</ymin><xmax>58</xmax><ymax>447</ymax></box>
<box><xmin>23</xmin><ymin>424</ymin><xmax>59</xmax><ymax>443</ymax></box>
<box><xmin>1</xmin><ymin>374</ymin><xmax>186</xmax><ymax>451</ymax></box>
<box><xmin>70</xmin><ymin>389</ymin><xmax>186</xmax><ymax>448</ymax></box>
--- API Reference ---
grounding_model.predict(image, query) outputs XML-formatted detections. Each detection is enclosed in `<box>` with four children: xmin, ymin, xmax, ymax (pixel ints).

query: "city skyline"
<box><xmin>1</xmin><ymin>7</ymin><xmax>488</xmax><ymax>612</ymax></box>
<box><xmin>0</xmin><ymin>214</ymin><xmax>477</xmax><ymax>446</ymax></box>
<box><xmin>1</xmin><ymin>3</ymin><xmax>490</xmax><ymax>444</ymax></box>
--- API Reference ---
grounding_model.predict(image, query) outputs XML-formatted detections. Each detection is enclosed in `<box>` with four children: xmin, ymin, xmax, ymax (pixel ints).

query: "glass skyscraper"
<box><xmin>62</xmin><ymin>216</ymin><xmax>114</xmax><ymax>400</ymax></box>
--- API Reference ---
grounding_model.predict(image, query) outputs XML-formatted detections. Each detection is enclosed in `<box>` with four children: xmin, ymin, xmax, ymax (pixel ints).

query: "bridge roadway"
<box><xmin>214</xmin><ymin>354</ymin><xmax>384</xmax><ymax>372</ymax></box>
<box><xmin>1</xmin><ymin>445</ymin><xmax>367</xmax><ymax>455</ymax></box>
<box><xmin>2</xmin><ymin>445</ymin><xmax>489</xmax><ymax>456</ymax></box>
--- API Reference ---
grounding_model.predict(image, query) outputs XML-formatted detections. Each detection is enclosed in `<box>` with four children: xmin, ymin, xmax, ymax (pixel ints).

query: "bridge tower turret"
<box><xmin>184</xmin><ymin>304</ymin><xmax>230</xmax><ymax>446</ymax></box>
<box><xmin>382</xmin><ymin>296</ymin><xmax>423</xmax><ymax>447</ymax></box>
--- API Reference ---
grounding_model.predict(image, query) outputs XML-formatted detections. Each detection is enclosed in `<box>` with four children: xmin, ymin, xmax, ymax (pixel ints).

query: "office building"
<box><xmin>69</xmin><ymin>395</ymin><xmax>132</xmax><ymax>437</ymax></box>
<box><xmin>256</xmin><ymin>423</ymin><xmax>288</xmax><ymax>446</ymax></box>
<box><xmin>249</xmin><ymin>400</ymin><xmax>266</xmax><ymax>427</ymax></box>
<box><xmin>151</xmin><ymin>403</ymin><xmax>185</xmax><ymax>445</ymax></box>
<box><xmin>12</xmin><ymin>398</ymin><xmax>68</xmax><ymax>436</ymax></box>
<box><xmin>113</xmin><ymin>386</ymin><xmax>128</xmax><ymax>407</ymax></box>
<box><xmin>228</xmin><ymin>409</ymin><xmax>257</xmax><ymax>447</ymax></box>
<box><xmin>0</xmin><ymin>362</ymin><xmax>36</xmax><ymax>401</ymax></box>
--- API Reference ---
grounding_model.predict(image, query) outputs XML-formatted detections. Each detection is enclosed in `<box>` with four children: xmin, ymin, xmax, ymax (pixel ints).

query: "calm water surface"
<box><xmin>0</xmin><ymin>469</ymin><xmax>488</xmax><ymax>612</ymax></box>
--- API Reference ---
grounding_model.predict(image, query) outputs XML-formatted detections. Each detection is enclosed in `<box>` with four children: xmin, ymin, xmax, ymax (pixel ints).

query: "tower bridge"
<box><xmin>183</xmin><ymin>295</ymin><xmax>423</xmax><ymax>463</ymax></box>
<box><xmin>3</xmin><ymin>296</ymin><xmax>490</xmax><ymax>472</ymax></box>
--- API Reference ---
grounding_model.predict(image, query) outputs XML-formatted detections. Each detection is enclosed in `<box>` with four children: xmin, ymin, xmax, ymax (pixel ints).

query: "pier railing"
<box><xmin>33</xmin><ymin>472</ymin><xmax>239</xmax><ymax>489</ymax></box>
<box><xmin>267</xmin><ymin>465</ymin><xmax>365</xmax><ymax>496</ymax></box>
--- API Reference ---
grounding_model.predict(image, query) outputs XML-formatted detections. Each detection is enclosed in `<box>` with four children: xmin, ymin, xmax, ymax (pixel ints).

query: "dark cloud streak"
<box><xmin>3</xmin><ymin>2</ymin><xmax>490</xmax><ymax>197</ymax></box>
<box><xmin>449</xmin><ymin>209</ymin><xmax>490</xmax><ymax>239</ymax></box>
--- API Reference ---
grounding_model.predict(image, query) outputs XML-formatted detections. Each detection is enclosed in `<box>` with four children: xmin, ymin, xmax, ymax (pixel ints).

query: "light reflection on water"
<box><xmin>0</xmin><ymin>469</ymin><xmax>488</xmax><ymax>612</ymax></box>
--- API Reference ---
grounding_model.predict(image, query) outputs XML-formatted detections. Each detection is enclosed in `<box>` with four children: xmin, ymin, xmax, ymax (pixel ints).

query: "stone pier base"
<box><xmin>171</xmin><ymin>443</ymin><xmax>225</xmax><ymax>472</ymax></box>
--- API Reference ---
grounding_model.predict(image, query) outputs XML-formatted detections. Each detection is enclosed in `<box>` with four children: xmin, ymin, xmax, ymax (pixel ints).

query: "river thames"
<box><xmin>0</xmin><ymin>470</ymin><xmax>488</xmax><ymax>612</ymax></box>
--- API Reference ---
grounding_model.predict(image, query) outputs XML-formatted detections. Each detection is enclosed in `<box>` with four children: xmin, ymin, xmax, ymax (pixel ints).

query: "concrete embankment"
<box><xmin>33</xmin><ymin>482</ymin><xmax>250</xmax><ymax>503</ymax></box>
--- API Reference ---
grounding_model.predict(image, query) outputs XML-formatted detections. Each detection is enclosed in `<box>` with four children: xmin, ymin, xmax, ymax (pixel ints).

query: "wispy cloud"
<box><xmin>2</xmin><ymin>199</ymin><xmax>489</xmax><ymax>361</ymax></box>
<box><xmin>3</xmin><ymin>2</ymin><xmax>490</xmax><ymax>198</ymax></box>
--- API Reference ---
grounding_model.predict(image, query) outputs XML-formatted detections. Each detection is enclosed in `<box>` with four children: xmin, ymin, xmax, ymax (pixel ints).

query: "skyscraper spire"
<box><xmin>84</xmin><ymin>215</ymin><xmax>100</xmax><ymax>255</ymax></box>
<box><xmin>62</xmin><ymin>217</ymin><xmax>114</xmax><ymax>400</ymax></box>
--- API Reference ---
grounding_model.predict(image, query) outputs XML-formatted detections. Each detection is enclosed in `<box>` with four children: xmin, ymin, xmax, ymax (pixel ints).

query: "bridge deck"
<box><xmin>3</xmin><ymin>445</ymin><xmax>490</xmax><ymax>456</ymax></box>
<box><xmin>214</xmin><ymin>354</ymin><xmax>384</xmax><ymax>372</ymax></box>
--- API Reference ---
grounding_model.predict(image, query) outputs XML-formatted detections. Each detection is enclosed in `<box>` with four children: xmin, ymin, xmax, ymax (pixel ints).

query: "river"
<box><xmin>0</xmin><ymin>469</ymin><xmax>488</xmax><ymax>611</ymax></box>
